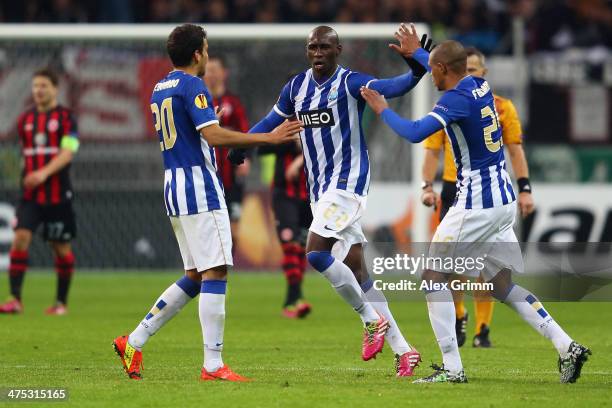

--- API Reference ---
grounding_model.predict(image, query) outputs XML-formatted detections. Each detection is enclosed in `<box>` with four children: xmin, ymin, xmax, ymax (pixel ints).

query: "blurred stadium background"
<box><xmin>0</xmin><ymin>0</ymin><xmax>610</xmax><ymax>272</ymax></box>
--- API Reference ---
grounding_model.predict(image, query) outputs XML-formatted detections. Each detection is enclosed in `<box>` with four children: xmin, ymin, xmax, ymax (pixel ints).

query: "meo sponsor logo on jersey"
<box><xmin>298</xmin><ymin>108</ymin><xmax>335</xmax><ymax>128</ymax></box>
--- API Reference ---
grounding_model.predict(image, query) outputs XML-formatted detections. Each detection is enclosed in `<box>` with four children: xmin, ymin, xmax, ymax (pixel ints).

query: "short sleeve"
<box><xmin>429</xmin><ymin>90</ymin><xmax>470</xmax><ymax>128</ymax></box>
<box><xmin>347</xmin><ymin>72</ymin><xmax>377</xmax><ymax>99</ymax></box>
<box><xmin>423</xmin><ymin>129</ymin><xmax>445</xmax><ymax>150</ymax></box>
<box><xmin>184</xmin><ymin>77</ymin><xmax>218</xmax><ymax>130</ymax></box>
<box><xmin>274</xmin><ymin>80</ymin><xmax>295</xmax><ymax>118</ymax></box>
<box><xmin>61</xmin><ymin>110</ymin><xmax>79</xmax><ymax>138</ymax></box>
<box><xmin>498</xmin><ymin>98</ymin><xmax>523</xmax><ymax>144</ymax></box>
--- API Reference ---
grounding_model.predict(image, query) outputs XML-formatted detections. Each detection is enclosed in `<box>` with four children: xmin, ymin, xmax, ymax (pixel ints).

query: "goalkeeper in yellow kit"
<box><xmin>421</xmin><ymin>46</ymin><xmax>535</xmax><ymax>348</ymax></box>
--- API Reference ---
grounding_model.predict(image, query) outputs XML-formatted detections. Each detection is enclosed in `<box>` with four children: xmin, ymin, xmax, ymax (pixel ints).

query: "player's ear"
<box><xmin>336</xmin><ymin>44</ymin><xmax>342</xmax><ymax>56</ymax></box>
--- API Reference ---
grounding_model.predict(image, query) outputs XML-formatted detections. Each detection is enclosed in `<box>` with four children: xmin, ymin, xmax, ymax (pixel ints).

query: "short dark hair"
<box><xmin>432</xmin><ymin>40</ymin><xmax>467</xmax><ymax>74</ymax></box>
<box><xmin>33</xmin><ymin>67</ymin><xmax>59</xmax><ymax>86</ymax></box>
<box><xmin>207</xmin><ymin>54</ymin><xmax>226</xmax><ymax>68</ymax></box>
<box><xmin>167</xmin><ymin>24</ymin><xmax>207</xmax><ymax>67</ymax></box>
<box><xmin>465</xmin><ymin>46</ymin><xmax>486</xmax><ymax>67</ymax></box>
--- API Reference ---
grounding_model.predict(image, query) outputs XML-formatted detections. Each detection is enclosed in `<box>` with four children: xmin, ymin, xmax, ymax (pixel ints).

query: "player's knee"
<box><xmin>306</xmin><ymin>251</ymin><xmax>334</xmax><ymax>272</ymax></box>
<box><xmin>51</xmin><ymin>242</ymin><xmax>72</xmax><ymax>258</ymax></box>
<box><xmin>12</xmin><ymin>230</ymin><xmax>32</xmax><ymax>251</ymax></box>
<box><xmin>489</xmin><ymin>268</ymin><xmax>512</xmax><ymax>300</ymax></box>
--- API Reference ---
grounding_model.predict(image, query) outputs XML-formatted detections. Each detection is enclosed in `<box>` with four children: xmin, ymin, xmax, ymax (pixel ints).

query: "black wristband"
<box><xmin>517</xmin><ymin>177</ymin><xmax>532</xmax><ymax>193</ymax></box>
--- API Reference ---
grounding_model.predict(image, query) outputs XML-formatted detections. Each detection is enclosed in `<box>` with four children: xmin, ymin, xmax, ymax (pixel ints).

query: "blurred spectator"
<box><xmin>48</xmin><ymin>0</ymin><xmax>87</xmax><ymax>22</ymax></box>
<box><xmin>98</xmin><ymin>0</ymin><xmax>133</xmax><ymax>22</ymax></box>
<box><xmin>1</xmin><ymin>0</ymin><xmax>609</xmax><ymax>54</ymax></box>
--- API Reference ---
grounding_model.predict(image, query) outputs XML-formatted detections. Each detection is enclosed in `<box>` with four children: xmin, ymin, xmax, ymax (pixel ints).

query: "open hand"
<box><xmin>269</xmin><ymin>120</ymin><xmax>303</xmax><ymax>145</ymax></box>
<box><xmin>360</xmin><ymin>87</ymin><xmax>388</xmax><ymax>115</ymax></box>
<box><xmin>388</xmin><ymin>23</ymin><xmax>421</xmax><ymax>58</ymax></box>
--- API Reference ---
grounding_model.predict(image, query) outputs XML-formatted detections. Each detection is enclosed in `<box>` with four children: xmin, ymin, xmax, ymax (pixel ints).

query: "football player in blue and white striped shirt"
<box><xmin>362</xmin><ymin>40</ymin><xmax>590</xmax><ymax>384</ymax></box>
<box><xmin>113</xmin><ymin>24</ymin><xmax>303</xmax><ymax>382</ymax></box>
<box><xmin>233</xmin><ymin>24</ymin><xmax>431</xmax><ymax>376</ymax></box>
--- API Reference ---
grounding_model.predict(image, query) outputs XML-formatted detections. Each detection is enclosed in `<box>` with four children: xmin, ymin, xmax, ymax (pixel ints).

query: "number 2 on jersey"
<box><xmin>481</xmin><ymin>105</ymin><xmax>502</xmax><ymax>152</ymax></box>
<box><xmin>151</xmin><ymin>97</ymin><xmax>177</xmax><ymax>151</ymax></box>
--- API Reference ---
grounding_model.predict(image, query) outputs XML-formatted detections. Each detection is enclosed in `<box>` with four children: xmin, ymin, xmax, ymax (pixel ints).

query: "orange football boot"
<box><xmin>113</xmin><ymin>335</ymin><xmax>143</xmax><ymax>380</ymax></box>
<box><xmin>200</xmin><ymin>364</ymin><xmax>252</xmax><ymax>382</ymax></box>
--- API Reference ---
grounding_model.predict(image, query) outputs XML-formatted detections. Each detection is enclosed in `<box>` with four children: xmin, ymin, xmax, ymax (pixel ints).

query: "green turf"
<box><xmin>0</xmin><ymin>271</ymin><xmax>610</xmax><ymax>407</ymax></box>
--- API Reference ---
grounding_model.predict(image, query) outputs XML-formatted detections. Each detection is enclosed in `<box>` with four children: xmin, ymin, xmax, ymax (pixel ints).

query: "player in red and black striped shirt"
<box><xmin>204</xmin><ymin>55</ymin><xmax>250</xmax><ymax>243</ymax></box>
<box><xmin>259</xmin><ymin>139</ymin><xmax>312</xmax><ymax>318</ymax></box>
<box><xmin>0</xmin><ymin>68</ymin><xmax>80</xmax><ymax>315</ymax></box>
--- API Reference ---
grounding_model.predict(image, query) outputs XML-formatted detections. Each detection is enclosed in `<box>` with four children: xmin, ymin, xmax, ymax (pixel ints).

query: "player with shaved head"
<box><xmin>421</xmin><ymin>46</ymin><xmax>536</xmax><ymax>349</ymax></box>
<box><xmin>229</xmin><ymin>24</ymin><xmax>433</xmax><ymax>377</ymax></box>
<box><xmin>361</xmin><ymin>40</ymin><xmax>591</xmax><ymax>384</ymax></box>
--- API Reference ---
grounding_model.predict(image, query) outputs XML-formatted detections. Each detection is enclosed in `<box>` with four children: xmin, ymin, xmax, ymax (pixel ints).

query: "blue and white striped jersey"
<box><xmin>429</xmin><ymin>76</ymin><xmax>516</xmax><ymax>209</ymax></box>
<box><xmin>274</xmin><ymin>66</ymin><xmax>377</xmax><ymax>202</ymax></box>
<box><xmin>150</xmin><ymin>70</ymin><xmax>225</xmax><ymax>216</ymax></box>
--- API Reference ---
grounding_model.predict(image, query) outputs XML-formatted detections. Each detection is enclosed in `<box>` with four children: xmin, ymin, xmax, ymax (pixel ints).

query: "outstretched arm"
<box><xmin>228</xmin><ymin>108</ymin><xmax>292</xmax><ymax>162</ymax></box>
<box><xmin>360</xmin><ymin>87</ymin><xmax>444</xmax><ymax>143</ymax></box>
<box><xmin>250</xmin><ymin>108</ymin><xmax>287</xmax><ymax>134</ymax></box>
<box><xmin>366</xmin><ymin>45</ymin><xmax>430</xmax><ymax>98</ymax></box>
<box><xmin>381</xmin><ymin>108</ymin><xmax>444</xmax><ymax>143</ymax></box>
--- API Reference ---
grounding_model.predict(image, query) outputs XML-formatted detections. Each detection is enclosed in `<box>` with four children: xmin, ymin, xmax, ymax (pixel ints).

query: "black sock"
<box><xmin>9</xmin><ymin>250</ymin><xmax>28</xmax><ymax>301</ymax></box>
<box><xmin>9</xmin><ymin>274</ymin><xmax>25</xmax><ymax>301</ymax></box>
<box><xmin>284</xmin><ymin>282</ymin><xmax>302</xmax><ymax>307</ymax></box>
<box><xmin>56</xmin><ymin>277</ymin><xmax>71</xmax><ymax>305</ymax></box>
<box><xmin>55</xmin><ymin>253</ymin><xmax>75</xmax><ymax>305</ymax></box>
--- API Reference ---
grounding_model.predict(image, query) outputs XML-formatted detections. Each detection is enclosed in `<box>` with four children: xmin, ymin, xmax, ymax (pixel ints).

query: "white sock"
<box><xmin>363</xmin><ymin>280</ymin><xmax>411</xmax><ymax>354</ymax></box>
<box><xmin>425</xmin><ymin>289</ymin><xmax>463</xmax><ymax>374</ymax></box>
<box><xmin>503</xmin><ymin>285</ymin><xmax>573</xmax><ymax>355</ymax></box>
<box><xmin>200</xmin><ymin>280</ymin><xmax>227</xmax><ymax>372</ymax></box>
<box><xmin>322</xmin><ymin>259</ymin><xmax>379</xmax><ymax>323</ymax></box>
<box><xmin>128</xmin><ymin>276</ymin><xmax>199</xmax><ymax>350</ymax></box>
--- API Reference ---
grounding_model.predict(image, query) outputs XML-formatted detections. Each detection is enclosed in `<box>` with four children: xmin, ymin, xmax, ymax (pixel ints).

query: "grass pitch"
<box><xmin>0</xmin><ymin>271</ymin><xmax>610</xmax><ymax>407</ymax></box>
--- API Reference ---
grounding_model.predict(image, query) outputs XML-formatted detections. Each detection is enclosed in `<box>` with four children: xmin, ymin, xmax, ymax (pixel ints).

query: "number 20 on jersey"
<box><xmin>151</xmin><ymin>97</ymin><xmax>177</xmax><ymax>151</ymax></box>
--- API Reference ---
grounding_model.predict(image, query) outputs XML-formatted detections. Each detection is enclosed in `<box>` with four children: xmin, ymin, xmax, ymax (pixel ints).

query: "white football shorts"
<box><xmin>428</xmin><ymin>201</ymin><xmax>524</xmax><ymax>280</ymax></box>
<box><xmin>309</xmin><ymin>189</ymin><xmax>367</xmax><ymax>261</ymax></box>
<box><xmin>170</xmin><ymin>209</ymin><xmax>233</xmax><ymax>272</ymax></box>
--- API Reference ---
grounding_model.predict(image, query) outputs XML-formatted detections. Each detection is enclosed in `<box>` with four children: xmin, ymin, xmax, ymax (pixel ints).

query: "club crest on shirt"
<box><xmin>47</xmin><ymin>118</ymin><xmax>59</xmax><ymax>132</ymax></box>
<box><xmin>24</xmin><ymin>123</ymin><xmax>34</xmax><ymax>132</ymax></box>
<box><xmin>328</xmin><ymin>86</ymin><xmax>338</xmax><ymax>102</ymax></box>
<box><xmin>194</xmin><ymin>94</ymin><xmax>208</xmax><ymax>109</ymax></box>
<box><xmin>34</xmin><ymin>132</ymin><xmax>47</xmax><ymax>146</ymax></box>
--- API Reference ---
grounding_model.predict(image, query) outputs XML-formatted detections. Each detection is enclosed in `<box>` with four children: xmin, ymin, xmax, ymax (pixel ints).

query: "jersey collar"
<box><xmin>310</xmin><ymin>65</ymin><xmax>341</xmax><ymax>89</ymax></box>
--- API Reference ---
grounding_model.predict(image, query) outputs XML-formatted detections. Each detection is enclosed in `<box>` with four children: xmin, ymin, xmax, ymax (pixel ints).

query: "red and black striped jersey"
<box><xmin>260</xmin><ymin>142</ymin><xmax>309</xmax><ymax>201</ymax></box>
<box><xmin>212</xmin><ymin>93</ymin><xmax>249</xmax><ymax>191</ymax></box>
<box><xmin>17</xmin><ymin>105</ymin><xmax>78</xmax><ymax>205</ymax></box>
